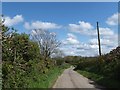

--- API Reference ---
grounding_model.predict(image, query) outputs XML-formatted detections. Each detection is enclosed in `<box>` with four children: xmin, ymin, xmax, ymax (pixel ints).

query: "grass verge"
<box><xmin>77</xmin><ymin>70</ymin><xmax>120</xmax><ymax>88</ymax></box>
<box><xmin>27</xmin><ymin>64</ymin><xmax>70</xmax><ymax>88</ymax></box>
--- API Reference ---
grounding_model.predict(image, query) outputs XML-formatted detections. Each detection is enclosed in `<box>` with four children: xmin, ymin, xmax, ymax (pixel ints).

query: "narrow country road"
<box><xmin>53</xmin><ymin>66</ymin><xmax>103</xmax><ymax>89</ymax></box>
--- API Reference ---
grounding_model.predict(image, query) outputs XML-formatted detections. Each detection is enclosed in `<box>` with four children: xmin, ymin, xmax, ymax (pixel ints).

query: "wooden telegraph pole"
<box><xmin>97</xmin><ymin>22</ymin><xmax>101</xmax><ymax>56</ymax></box>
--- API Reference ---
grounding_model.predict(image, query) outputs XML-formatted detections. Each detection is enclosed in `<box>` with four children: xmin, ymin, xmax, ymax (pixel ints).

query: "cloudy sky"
<box><xmin>2</xmin><ymin>2</ymin><xmax>118</xmax><ymax>56</ymax></box>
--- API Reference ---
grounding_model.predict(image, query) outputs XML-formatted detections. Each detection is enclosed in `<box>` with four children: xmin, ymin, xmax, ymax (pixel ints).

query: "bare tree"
<box><xmin>51</xmin><ymin>49</ymin><xmax>65</xmax><ymax>58</ymax></box>
<box><xmin>31</xmin><ymin>29</ymin><xmax>61</xmax><ymax>61</ymax></box>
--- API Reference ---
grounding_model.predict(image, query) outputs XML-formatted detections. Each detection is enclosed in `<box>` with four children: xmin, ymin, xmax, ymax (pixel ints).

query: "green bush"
<box><xmin>75</xmin><ymin>46</ymin><xmax>120</xmax><ymax>82</ymax></box>
<box><xmin>2</xmin><ymin>25</ymin><xmax>41</xmax><ymax>88</ymax></box>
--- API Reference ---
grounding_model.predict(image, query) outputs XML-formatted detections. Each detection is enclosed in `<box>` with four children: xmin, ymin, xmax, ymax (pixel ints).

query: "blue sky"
<box><xmin>2</xmin><ymin>2</ymin><xmax>118</xmax><ymax>56</ymax></box>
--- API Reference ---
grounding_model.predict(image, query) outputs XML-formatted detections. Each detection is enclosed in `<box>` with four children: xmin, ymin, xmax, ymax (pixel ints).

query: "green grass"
<box><xmin>27</xmin><ymin>66</ymin><xmax>66</xmax><ymax>88</ymax></box>
<box><xmin>0</xmin><ymin>64</ymin><xmax>2</xmax><ymax>90</ymax></box>
<box><xmin>77</xmin><ymin>70</ymin><xmax>120</xmax><ymax>88</ymax></box>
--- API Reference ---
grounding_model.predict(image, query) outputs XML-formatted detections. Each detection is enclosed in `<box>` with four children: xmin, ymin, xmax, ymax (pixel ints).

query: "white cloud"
<box><xmin>67</xmin><ymin>33</ymin><xmax>77</xmax><ymax>39</ymax></box>
<box><xmin>60</xmin><ymin>31</ymin><xmax>118</xmax><ymax>56</ymax></box>
<box><xmin>68</xmin><ymin>21</ymin><xmax>115</xmax><ymax>37</ymax></box>
<box><xmin>99</xmin><ymin>28</ymin><xmax>114</xmax><ymax>36</ymax></box>
<box><xmin>75</xmin><ymin>43</ymin><xmax>91</xmax><ymax>50</ymax></box>
<box><xmin>62</xmin><ymin>39</ymin><xmax>117</xmax><ymax>56</ymax></box>
<box><xmin>103</xmin><ymin>34</ymin><xmax>118</xmax><ymax>41</ymax></box>
<box><xmin>4</xmin><ymin>15</ymin><xmax>24</xmax><ymax>26</ymax></box>
<box><xmin>24</xmin><ymin>22</ymin><xmax>30</xmax><ymax>30</ymax></box>
<box><xmin>62</xmin><ymin>33</ymin><xmax>80</xmax><ymax>45</ymax></box>
<box><xmin>62</xmin><ymin>19</ymin><xmax>118</xmax><ymax>56</ymax></box>
<box><xmin>59</xmin><ymin>46</ymin><xmax>81</xmax><ymax>56</ymax></box>
<box><xmin>90</xmin><ymin>27</ymin><xmax>118</xmax><ymax>48</ymax></box>
<box><xmin>88</xmin><ymin>35</ymin><xmax>118</xmax><ymax>54</ymax></box>
<box><xmin>61</xmin><ymin>33</ymin><xmax>99</xmax><ymax>56</ymax></box>
<box><xmin>89</xmin><ymin>38</ymin><xmax>113</xmax><ymax>46</ymax></box>
<box><xmin>69</xmin><ymin>21</ymin><xmax>93</xmax><ymax>35</ymax></box>
<box><xmin>66</xmin><ymin>38</ymin><xmax>79</xmax><ymax>44</ymax></box>
<box><xmin>24</xmin><ymin>21</ymin><xmax>61</xmax><ymax>30</ymax></box>
<box><xmin>60</xmin><ymin>43</ymin><xmax>99</xmax><ymax>57</ymax></box>
<box><xmin>106</xmin><ymin>13</ymin><xmax>118</xmax><ymax>26</ymax></box>
<box><xmin>91</xmin><ymin>28</ymin><xmax>114</xmax><ymax>36</ymax></box>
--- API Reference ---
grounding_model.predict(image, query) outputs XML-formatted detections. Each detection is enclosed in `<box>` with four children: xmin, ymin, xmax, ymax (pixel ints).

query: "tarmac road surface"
<box><xmin>53</xmin><ymin>66</ymin><xmax>104</xmax><ymax>89</ymax></box>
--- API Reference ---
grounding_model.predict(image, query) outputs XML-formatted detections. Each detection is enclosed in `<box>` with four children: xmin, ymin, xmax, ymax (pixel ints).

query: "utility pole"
<box><xmin>97</xmin><ymin>22</ymin><xmax>101</xmax><ymax>56</ymax></box>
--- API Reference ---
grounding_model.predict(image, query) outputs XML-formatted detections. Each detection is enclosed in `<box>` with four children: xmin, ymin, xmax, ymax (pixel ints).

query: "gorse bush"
<box><xmin>2</xmin><ymin>19</ymin><xmax>67</xmax><ymax>88</ymax></box>
<box><xmin>2</xmin><ymin>23</ymin><xmax>59</xmax><ymax>88</ymax></box>
<box><xmin>2</xmin><ymin>24</ymin><xmax>41</xmax><ymax>88</ymax></box>
<box><xmin>75</xmin><ymin>46</ymin><xmax>120</xmax><ymax>82</ymax></box>
<box><xmin>63</xmin><ymin>56</ymin><xmax>82</xmax><ymax>66</ymax></box>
